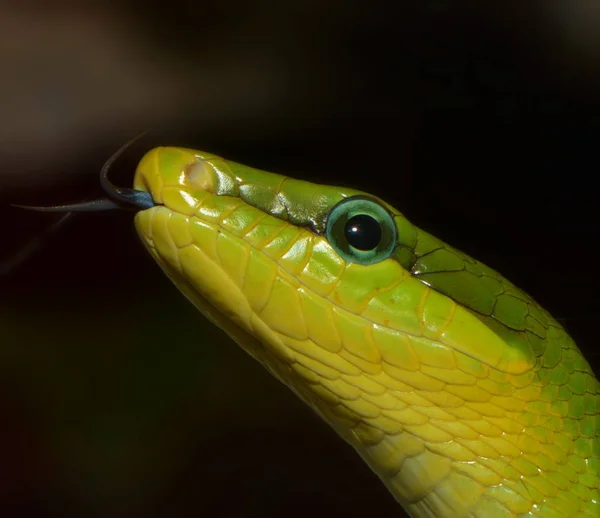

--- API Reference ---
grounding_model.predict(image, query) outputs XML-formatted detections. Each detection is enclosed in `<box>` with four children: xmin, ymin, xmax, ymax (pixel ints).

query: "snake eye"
<box><xmin>326</xmin><ymin>197</ymin><xmax>397</xmax><ymax>264</ymax></box>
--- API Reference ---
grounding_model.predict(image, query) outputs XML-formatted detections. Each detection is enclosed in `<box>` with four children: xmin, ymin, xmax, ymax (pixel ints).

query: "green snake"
<box><xmin>27</xmin><ymin>145</ymin><xmax>599</xmax><ymax>517</ymax></box>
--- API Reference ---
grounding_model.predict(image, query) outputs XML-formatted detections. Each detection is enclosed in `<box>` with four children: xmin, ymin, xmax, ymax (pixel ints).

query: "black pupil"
<box><xmin>344</xmin><ymin>214</ymin><xmax>382</xmax><ymax>251</ymax></box>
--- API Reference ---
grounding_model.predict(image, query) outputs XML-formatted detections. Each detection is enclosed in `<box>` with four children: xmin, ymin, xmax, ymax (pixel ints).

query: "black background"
<box><xmin>0</xmin><ymin>3</ymin><xmax>598</xmax><ymax>517</ymax></box>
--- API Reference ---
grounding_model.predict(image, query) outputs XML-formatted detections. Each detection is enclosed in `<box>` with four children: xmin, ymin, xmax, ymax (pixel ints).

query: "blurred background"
<box><xmin>0</xmin><ymin>2</ymin><xmax>599</xmax><ymax>517</ymax></box>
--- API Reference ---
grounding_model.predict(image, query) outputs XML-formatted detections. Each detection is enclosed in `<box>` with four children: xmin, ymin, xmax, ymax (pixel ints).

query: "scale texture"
<box><xmin>133</xmin><ymin>147</ymin><xmax>599</xmax><ymax>517</ymax></box>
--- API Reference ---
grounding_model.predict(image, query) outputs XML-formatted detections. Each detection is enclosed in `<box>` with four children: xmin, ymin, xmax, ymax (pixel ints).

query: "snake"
<box><xmin>25</xmin><ymin>144</ymin><xmax>599</xmax><ymax>517</ymax></box>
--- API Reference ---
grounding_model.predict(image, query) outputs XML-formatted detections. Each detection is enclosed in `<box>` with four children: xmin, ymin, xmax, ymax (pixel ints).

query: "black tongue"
<box><xmin>13</xmin><ymin>188</ymin><xmax>155</xmax><ymax>212</ymax></box>
<box><xmin>13</xmin><ymin>198</ymin><xmax>123</xmax><ymax>212</ymax></box>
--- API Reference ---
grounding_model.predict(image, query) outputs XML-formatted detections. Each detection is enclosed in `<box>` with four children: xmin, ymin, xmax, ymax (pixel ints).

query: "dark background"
<box><xmin>0</xmin><ymin>2</ymin><xmax>598</xmax><ymax>517</ymax></box>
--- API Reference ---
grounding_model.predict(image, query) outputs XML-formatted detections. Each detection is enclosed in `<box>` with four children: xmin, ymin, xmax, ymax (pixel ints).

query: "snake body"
<box><xmin>131</xmin><ymin>146</ymin><xmax>598</xmax><ymax>517</ymax></box>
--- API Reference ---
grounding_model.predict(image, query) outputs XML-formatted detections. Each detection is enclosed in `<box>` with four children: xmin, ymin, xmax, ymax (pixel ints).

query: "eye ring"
<box><xmin>325</xmin><ymin>196</ymin><xmax>397</xmax><ymax>265</ymax></box>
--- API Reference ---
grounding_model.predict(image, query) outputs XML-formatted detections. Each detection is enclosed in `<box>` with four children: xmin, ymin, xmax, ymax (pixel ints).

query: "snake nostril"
<box><xmin>185</xmin><ymin>159</ymin><xmax>215</xmax><ymax>193</ymax></box>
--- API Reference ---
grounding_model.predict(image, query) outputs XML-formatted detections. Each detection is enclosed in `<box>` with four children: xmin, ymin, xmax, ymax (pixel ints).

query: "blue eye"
<box><xmin>326</xmin><ymin>197</ymin><xmax>397</xmax><ymax>265</ymax></box>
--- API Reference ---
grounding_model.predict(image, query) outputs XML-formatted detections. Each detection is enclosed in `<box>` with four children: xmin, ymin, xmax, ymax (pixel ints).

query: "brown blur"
<box><xmin>0</xmin><ymin>2</ymin><xmax>599</xmax><ymax>518</ymax></box>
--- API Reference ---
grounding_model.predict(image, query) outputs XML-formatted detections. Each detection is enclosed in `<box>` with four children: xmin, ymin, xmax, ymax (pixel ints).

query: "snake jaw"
<box><xmin>27</xmin><ymin>143</ymin><xmax>590</xmax><ymax>518</ymax></box>
<box><xmin>131</xmin><ymin>146</ymin><xmax>599</xmax><ymax>518</ymax></box>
